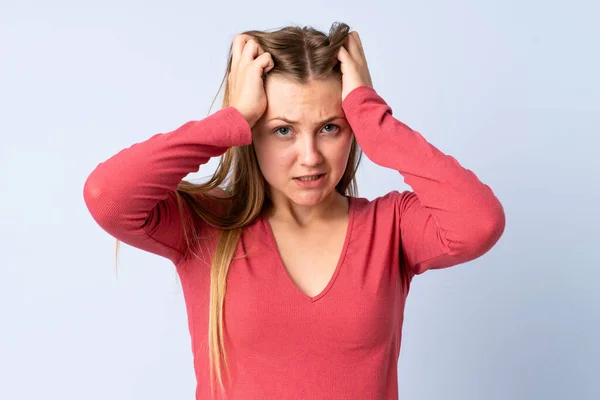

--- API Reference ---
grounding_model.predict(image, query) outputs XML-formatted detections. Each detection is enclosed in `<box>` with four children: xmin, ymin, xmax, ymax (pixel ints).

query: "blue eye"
<box><xmin>275</xmin><ymin>127</ymin><xmax>291</xmax><ymax>136</ymax></box>
<box><xmin>323</xmin><ymin>124</ymin><xmax>340</xmax><ymax>133</ymax></box>
<box><xmin>272</xmin><ymin>124</ymin><xmax>341</xmax><ymax>137</ymax></box>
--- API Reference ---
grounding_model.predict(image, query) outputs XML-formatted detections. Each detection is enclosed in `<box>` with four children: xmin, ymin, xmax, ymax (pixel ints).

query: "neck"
<box><xmin>265</xmin><ymin>191</ymin><xmax>349</xmax><ymax>228</ymax></box>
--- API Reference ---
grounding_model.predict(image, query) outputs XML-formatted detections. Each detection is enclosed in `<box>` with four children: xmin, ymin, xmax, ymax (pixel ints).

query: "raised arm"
<box><xmin>342</xmin><ymin>86</ymin><xmax>506</xmax><ymax>275</ymax></box>
<box><xmin>83</xmin><ymin>107</ymin><xmax>252</xmax><ymax>264</ymax></box>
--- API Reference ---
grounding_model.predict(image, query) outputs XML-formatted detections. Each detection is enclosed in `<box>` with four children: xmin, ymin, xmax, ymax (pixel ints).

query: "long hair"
<box><xmin>116</xmin><ymin>22</ymin><xmax>362</xmax><ymax>399</ymax></box>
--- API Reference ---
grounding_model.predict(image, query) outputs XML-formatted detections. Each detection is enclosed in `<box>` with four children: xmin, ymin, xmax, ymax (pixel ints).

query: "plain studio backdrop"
<box><xmin>1</xmin><ymin>0</ymin><xmax>598</xmax><ymax>399</ymax></box>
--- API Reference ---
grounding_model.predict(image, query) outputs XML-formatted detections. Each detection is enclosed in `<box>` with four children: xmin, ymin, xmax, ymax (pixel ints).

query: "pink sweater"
<box><xmin>83</xmin><ymin>86</ymin><xmax>505</xmax><ymax>399</ymax></box>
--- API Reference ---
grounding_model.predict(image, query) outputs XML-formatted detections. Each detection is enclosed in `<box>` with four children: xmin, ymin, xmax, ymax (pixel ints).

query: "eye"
<box><xmin>272</xmin><ymin>124</ymin><xmax>341</xmax><ymax>137</ymax></box>
<box><xmin>323</xmin><ymin>124</ymin><xmax>340</xmax><ymax>133</ymax></box>
<box><xmin>273</xmin><ymin>126</ymin><xmax>292</xmax><ymax>136</ymax></box>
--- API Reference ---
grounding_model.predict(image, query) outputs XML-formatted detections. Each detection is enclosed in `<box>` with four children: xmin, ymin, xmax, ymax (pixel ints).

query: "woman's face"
<box><xmin>252</xmin><ymin>76</ymin><xmax>354</xmax><ymax>208</ymax></box>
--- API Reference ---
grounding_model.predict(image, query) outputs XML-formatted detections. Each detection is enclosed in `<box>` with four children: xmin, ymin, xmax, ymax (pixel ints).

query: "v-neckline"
<box><xmin>261</xmin><ymin>196</ymin><xmax>356</xmax><ymax>303</ymax></box>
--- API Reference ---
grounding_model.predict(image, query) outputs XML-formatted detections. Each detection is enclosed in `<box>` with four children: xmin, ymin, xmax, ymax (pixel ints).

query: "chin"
<box><xmin>288</xmin><ymin>183</ymin><xmax>342</xmax><ymax>206</ymax></box>
<box><xmin>267</xmin><ymin>176</ymin><xmax>343</xmax><ymax>208</ymax></box>
<box><xmin>289</xmin><ymin>192</ymin><xmax>329</xmax><ymax>206</ymax></box>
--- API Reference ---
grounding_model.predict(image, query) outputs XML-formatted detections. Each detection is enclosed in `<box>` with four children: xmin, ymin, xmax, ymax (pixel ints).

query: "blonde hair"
<box><xmin>116</xmin><ymin>22</ymin><xmax>362</xmax><ymax>399</ymax></box>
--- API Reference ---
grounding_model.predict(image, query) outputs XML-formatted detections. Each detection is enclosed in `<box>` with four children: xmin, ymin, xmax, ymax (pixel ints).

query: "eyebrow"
<box><xmin>266</xmin><ymin>116</ymin><xmax>345</xmax><ymax>125</ymax></box>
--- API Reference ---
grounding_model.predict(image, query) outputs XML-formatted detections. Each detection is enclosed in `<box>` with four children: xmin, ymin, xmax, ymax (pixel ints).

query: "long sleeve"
<box><xmin>83</xmin><ymin>106</ymin><xmax>252</xmax><ymax>264</ymax></box>
<box><xmin>341</xmin><ymin>86</ymin><xmax>505</xmax><ymax>275</ymax></box>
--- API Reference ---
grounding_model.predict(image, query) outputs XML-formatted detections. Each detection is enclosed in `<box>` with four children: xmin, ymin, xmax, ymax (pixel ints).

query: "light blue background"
<box><xmin>1</xmin><ymin>0</ymin><xmax>598</xmax><ymax>399</ymax></box>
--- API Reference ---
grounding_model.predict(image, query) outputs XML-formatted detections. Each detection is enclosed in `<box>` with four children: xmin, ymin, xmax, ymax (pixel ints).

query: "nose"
<box><xmin>298</xmin><ymin>134</ymin><xmax>323</xmax><ymax>167</ymax></box>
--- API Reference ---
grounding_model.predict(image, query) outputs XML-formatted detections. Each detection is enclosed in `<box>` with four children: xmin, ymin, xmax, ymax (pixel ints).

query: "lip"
<box><xmin>293</xmin><ymin>173</ymin><xmax>326</xmax><ymax>188</ymax></box>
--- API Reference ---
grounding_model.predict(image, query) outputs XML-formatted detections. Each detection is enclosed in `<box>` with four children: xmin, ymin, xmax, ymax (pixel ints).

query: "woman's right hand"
<box><xmin>228</xmin><ymin>35</ymin><xmax>274</xmax><ymax>128</ymax></box>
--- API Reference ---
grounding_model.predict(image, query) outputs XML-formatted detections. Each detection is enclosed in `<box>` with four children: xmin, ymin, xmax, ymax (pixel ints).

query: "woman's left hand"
<box><xmin>337</xmin><ymin>31</ymin><xmax>374</xmax><ymax>101</ymax></box>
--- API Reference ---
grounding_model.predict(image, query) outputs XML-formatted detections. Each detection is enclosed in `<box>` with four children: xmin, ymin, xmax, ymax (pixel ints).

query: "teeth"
<box><xmin>298</xmin><ymin>175</ymin><xmax>321</xmax><ymax>182</ymax></box>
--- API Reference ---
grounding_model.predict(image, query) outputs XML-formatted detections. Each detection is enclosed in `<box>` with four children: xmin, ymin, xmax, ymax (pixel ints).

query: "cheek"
<box><xmin>326</xmin><ymin>135</ymin><xmax>354</xmax><ymax>171</ymax></box>
<box><xmin>254</xmin><ymin>141</ymin><xmax>295</xmax><ymax>181</ymax></box>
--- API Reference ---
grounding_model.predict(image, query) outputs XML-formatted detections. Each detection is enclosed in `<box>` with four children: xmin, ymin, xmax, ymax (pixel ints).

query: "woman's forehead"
<box><xmin>263</xmin><ymin>76</ymin><xmax>343</xmax><ymax>122</ymax></box>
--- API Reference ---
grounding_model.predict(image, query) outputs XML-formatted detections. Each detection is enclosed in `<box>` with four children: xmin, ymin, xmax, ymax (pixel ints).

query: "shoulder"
<box><xmin>350</xmin><ymin>190</ymin><xmax>412</xmax><ymax>214</ymax></box>
<box><xmin>349</xmin><ymin>190</ymin><xmax>423</xmax><ymax>230</ymax></box>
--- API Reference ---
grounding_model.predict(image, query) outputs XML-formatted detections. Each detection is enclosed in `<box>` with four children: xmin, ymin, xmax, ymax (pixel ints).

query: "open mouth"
<box><xmin>294</xmin><ymin>174</ymin><xmax>325</xmax><ymax>182</ymax></box>
<box><xmin>293</xmin><ymin>173</ymin><xmax>326</xmax><ymax>187</ymax></box>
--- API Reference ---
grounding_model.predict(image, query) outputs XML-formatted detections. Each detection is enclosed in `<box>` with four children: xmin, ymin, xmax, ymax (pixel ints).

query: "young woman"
<box><xmin>83</xmin><ymin>22</ymin><xmax>505</xmax><ymax>400</ymax></box>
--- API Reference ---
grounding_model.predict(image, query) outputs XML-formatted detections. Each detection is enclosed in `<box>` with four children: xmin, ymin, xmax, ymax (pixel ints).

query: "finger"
<box><xmin>336</xmin><ymin>45</ymin><xmax>353</xmax><ymax>69</ymax></box>
<box><xmin>229</xmin><ymin>35</ymin><xmax>249</xmax><ymax>75</ymax></box>
<box><xmin>231</xmin><ymin>34</ymin><xmax>252</xmax><ymax>71</ymax></box>
<box><xmin>351</xmin><ymin>31</ymin><xmax>366</xmax><ymax>59</ymax></box>
<box><xmin>231</xmin><ymin>34</ymin><xmax>254</xmax><ymax>71</ymax></box>
<box><xmin>254</xmin><ymin>52</ymin><xmax>274</xmax><ymax>74</ymax></box>
<box><xmin>240</xmin><ymin>39</ymin><xmax>261</xmax><ymax>66</ymax></box>
<box><xmin>342</xmin><ymin>32</ymin><xmax>359</xmax><ymax>61</ymax></box>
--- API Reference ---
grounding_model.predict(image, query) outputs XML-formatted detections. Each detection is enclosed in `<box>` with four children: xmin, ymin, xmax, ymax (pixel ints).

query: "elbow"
<box><xmin>83</xmin><ymin>172</ymin><xmax>111</xmax><ymax>227</ymax></box>
<box><xmin>467</xmin><ymin>203</ymin><xmax>506</xmax><ymax>258</ymax></box>
<box><xmin>416</xmin><ymin>204</ymin><xmax>506</xmax><ymax>274</ymax></box>
<box><xmin>448</xmin><ymin>200</ymin><xmax>506</xmax><ymax>263</ymax></box>
<box><xmin>483</xmin><ymin>199</ymin><xmax>506</xmax><ymax>244</ymax></box>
